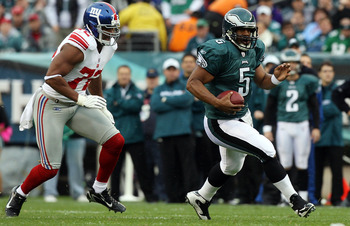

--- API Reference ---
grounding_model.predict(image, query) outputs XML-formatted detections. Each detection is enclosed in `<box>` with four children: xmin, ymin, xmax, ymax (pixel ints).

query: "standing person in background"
<box><xmin>151</xmin><ymin>58</ymin><xmax>199</xmax><ymax>203</ymax></box>
<box><xmin>119</xmin><ymin>0</ymin><xmax>167</xmax><ymax>51</ymax></box>
<box><xmin>185</xmin><ymin>8</ymin><xmax>315</xmax><ymax>220</ymax></box>
<box><xmin>105</xmin><ymin>65</ymin><xmax>156</xmax><ymax>203</ymax></box>
<box><xmin>161</xmin><ymin>0</ymin><xmax>204</xmax><ymax>31</ymax></box>
<box><xmin>332</xmin><ymin>79</ymin><xmax>350</xmax><ymax>207</ymax></box>
<box><xmin>43</xmin><ymin>126</ymin><xmax>88</xmax><ymax>203</ymax></box>
<box><xmin>264</xmin><ymin>49</ymin><xmax>321</xmax><ymax>203</ymax></box>
<box><xmin>141</xmin><ymin>68</ymin><xmax>167</xmax><ymax>202</ymax></box>
<box><xmin>45</xmin><ymin>0</ymin><xmax>88</xmax><ymax>46</ymax></box>
<box><xmin>5</xmin><ymin>2</ymin><xmax>126</xmax><ymax>217</ymax></box>
<box><xmin>315</xmin><ymin>61</ymin><xmax>343</xmax><ymax>206</ymax></box>
<box><xmin>185</xmin><ymin>18</ymin><xmax>215</xmax><ymax>56</ymax></box>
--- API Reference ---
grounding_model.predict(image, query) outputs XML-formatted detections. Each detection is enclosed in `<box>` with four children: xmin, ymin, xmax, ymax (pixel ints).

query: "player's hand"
<box><xmin>264</xmin><ymin>131</ymin><xmax>274</xmax><ymax>142</ymax></box>
<box><xmin>101</xmin><ymin>107</ymin><xmax>115</xmax><ymax>124</ymax></box>
<box><xmin>311</xmin><ymin>128</ymin><xmax>321</xmax><ymax>143</ymax></box>
<box><xmin>273</xmin><ymin>63</ymin><xmax>291</xmax><ymax>82</ymax></box>
<box><xmin>76</xmin><ymin>94</ymin><xmax>106</xmax><ymax>109</ymax></box>
<box><xmin>216</xmin><ymin>93</ymin><xmax>244</xmax><ymax>115</ymax></box>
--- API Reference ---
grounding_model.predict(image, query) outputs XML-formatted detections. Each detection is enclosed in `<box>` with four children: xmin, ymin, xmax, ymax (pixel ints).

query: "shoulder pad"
<box><xmin>67</xmin><ymin>29</ymin><xmax>97</xmax><ymax>52</ymax></box>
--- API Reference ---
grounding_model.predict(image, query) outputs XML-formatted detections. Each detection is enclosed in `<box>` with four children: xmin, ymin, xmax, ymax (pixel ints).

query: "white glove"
<box><xmin>101</xmin><ymin>107</ymin><xmax>115</xmax><ymax>124</ymax></box>
<box><xmin>76</xmin><ymin>94</ymin><xmax>106</xmax><ymax>109</ymax></box>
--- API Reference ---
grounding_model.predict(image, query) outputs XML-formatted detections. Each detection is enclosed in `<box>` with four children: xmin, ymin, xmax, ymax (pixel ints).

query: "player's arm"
<box><xmin>45</xmin><ymin>43</ymin><xmax>84</xmax><ymax>102</ymax></box>
<box><xmin>332</xmin><ymin>80</ymin><xmax>350</xmax><ymax>115</ymax></box>
<box><xmin>308</xmin><ymin>93</ymin><xmax>321</xmax><ymax>143</ymax></box>
<box><xmin>186</xmin><ymin>66</ymin><xmax>243</xmax><ymax>114</ymax></box>
<box><xmin>88</xmin><ymin>74</ymin><xmax>103</xmax><ymax>97</ymax></box>
<box><xmin>254</xmin><ymin>63</ymin><xmax>291</xmax><ymax>90</ymax></box>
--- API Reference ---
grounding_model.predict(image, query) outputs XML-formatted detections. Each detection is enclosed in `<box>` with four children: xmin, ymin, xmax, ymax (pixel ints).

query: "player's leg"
<box><xmin>68</xmin><ymin>107</ymin><xmax>125</xmax><ymax>212</ymax></box>
<box><xmin>186</xmin><ymin>145</ymin><xmax>246</xmax><ymax>220</ymax></box>
<box><xmin>6</xmin><ymin>94</ymin><xmax>67</xmax><ymax>216</ymax></box>
<box><xmin>294</xmin><ymin>121</ymin><xmax>311</xmax><ymax>201</ymax></box>
<box><xmin>204</xmin><ymin>115</ymin><xmax>315</xmax><ymax>218</ymax></box>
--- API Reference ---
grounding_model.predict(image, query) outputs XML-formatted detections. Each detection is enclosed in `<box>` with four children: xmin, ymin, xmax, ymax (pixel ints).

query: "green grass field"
<box><xmin>0</xmin><ymin>196</ymin><xmax>349</xmax><ymax>225</ymax></box>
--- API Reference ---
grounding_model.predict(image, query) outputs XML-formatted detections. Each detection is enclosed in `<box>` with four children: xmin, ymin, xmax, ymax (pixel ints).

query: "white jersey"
<box><xmin>42</xmin><ymin>28</ymin><xmax>117</xmax><ymax>103</ymax></box>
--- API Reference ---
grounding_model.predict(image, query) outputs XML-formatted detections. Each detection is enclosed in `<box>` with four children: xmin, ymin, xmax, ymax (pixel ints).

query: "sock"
<box><xmin>20</xmin><ymin>164</ymin><xmax>58</xmax><ymax>194</ymax></box>
<box><xmin>92</xmin><ymin>180</ymin><xmax>107</xmax><ymax>193</ymax></box>
<box><xmin>273</xmin><ymin>175</ymin><xmax>297</xmax><ymax>202</ymax></box>
<box><xmin>198</xmin><ymin>179</ymin><xmax>220</xmax><ymax>201</ymax></box>
<box><xmin>97</xmin><ymin>133</ymin><xmax>124</xmax><ymax>183</ymax></box>
<box><xmin>299</xmin><ymin>190</ymin><xmax>308</xmax><ymax>201</ymax></box>
<box><xmin>16</xmin><ymin>186</ymin><xmax>27</xmax><ymax>197</ymax></box>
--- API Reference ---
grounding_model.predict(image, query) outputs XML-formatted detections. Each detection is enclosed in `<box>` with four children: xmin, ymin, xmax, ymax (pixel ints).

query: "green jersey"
<box><xmin>269</xmin><ymin>74</ymin><xmax>319</xmax><ymax>122</ymax></box>
<box><xmin>323</xmin><ymin>29</ymin><xmax>350</xmax><ymax>55</ymax></box>
<box><xmin>196</xmin><ymin>38</ymin><xmax>265</xmax><ymax>120</ymax></box>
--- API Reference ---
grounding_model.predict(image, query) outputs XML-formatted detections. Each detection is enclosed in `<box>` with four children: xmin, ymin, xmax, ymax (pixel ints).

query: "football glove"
<box><xmin>77</xmin><ymin>94</ymin><xmax>106</xmax><ymax>109</ymax></box>
<box><xmin>101</xmin><ymin>107</ymin><xmax>115</xmax><ymax>124</ymax></box>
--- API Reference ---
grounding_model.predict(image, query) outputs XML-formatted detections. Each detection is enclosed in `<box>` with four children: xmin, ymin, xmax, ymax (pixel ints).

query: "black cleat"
<box><xmin>289</xmin><ymin>194</ymin><xmax>315</xmax><ymax>218</ymax></box>
<box><xmin>186</xmin><ymin>191</ymin><xmax>211</xmax><ymax>220</ymax></box>
<box><xmin>86</xmin><ymin>188</ymin><xmax>126</xmax><ymax>213</ymax></box>
<box><xmin>5</xmin><ymin>185</ymin><xmax>26</xmax><ymax>217</ymax></box>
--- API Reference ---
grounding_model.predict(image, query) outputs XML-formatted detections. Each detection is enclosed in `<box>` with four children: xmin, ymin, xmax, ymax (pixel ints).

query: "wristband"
<box><xmin>263</xmin><ymin>125</ymin><xmax>272</xmax><ymax>133</ymax></box>
<box><xmin>271</xmin><ymin>74</ymin><xmax>281</xmax><ymax>85</ymax></box>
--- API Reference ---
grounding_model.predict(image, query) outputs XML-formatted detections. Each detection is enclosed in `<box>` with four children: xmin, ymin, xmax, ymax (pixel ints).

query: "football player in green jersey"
<box><xmin>185</xmin><ymin>8</ymin><xmax>315</xmax><ymax>220</ymax></box>
<box><xmin>263</xmin><ymin>48</ymin><xmax>321</xmax><ymax>204</ymax></box>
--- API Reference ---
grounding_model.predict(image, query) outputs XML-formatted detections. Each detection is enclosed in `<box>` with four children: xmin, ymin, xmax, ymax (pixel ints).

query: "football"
<box><xmin>217</xmin><ymin>90</ymin><xmax>244</xmax><ymax>105</ymax></box>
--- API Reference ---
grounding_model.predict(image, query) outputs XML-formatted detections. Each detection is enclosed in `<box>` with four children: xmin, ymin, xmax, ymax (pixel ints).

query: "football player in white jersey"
<box><xmin>6</xmin><ymin>2</ymin><xmax>126</xmax><ymax>217</ymax></box>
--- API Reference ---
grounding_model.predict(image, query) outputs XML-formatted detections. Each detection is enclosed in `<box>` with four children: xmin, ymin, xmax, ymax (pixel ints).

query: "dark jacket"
<box><xmin>104</xmin><ymin>81</ymin><xmax>144</xmax><ymax>144</ymax></box>
<box><xmin>150</xmin><ymin>79</ymin><xmax>194</xmax><ymax>139</ymax></box>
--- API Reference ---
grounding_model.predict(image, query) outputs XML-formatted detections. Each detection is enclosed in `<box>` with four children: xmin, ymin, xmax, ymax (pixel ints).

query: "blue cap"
<box><xmin>146</xmin><ymin>68</ymin><xmax>159</xmax><ymax>78</ymax></box>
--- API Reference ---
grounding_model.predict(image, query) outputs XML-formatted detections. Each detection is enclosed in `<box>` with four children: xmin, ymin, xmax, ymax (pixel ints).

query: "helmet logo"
<box><xmin>90</xmin><ymin>7</ymin><xmax>101</xmax><ymax>18</ymax></box>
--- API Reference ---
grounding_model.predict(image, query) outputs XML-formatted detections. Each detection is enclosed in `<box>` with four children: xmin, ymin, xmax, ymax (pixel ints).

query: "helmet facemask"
<box><xmin>225</xmin><ymin>26</ymin><xmax>258</xmax><ymax>51</ymax></box>
<box><xmin>96</xmin><ymin>22</ymin><xmax>120</xmax><ymax>46</ymax></box>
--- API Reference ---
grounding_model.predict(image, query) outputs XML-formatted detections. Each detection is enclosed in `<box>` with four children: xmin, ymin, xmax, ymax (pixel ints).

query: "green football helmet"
<box><xmin>280</xmin><ymin>48</ymin><xmax>301</xmax><ymax>75</ymax></box>
<box><xmin>222</xmin><ymin>8</ymin><xmax>258</xmax><ymax>51</ymax></box>
<box><xmin>280</xmin><ymin>48</ymin><xmax>301</xmax><ymax>63</ymax></box>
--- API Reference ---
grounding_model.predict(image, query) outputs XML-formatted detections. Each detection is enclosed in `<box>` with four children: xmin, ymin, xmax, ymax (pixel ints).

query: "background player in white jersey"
<box><xmin>264</xmin><ymin>48</ymin><xmax>321</xmax><ymax>203</ymax></box>
<box><xmin>185</xmin><ymin>8</ymin><xmax>315</xmax><ymax>220</ymax></box>
<box><xmin>6</xmin><ymin>2</ymin><xmax>126</xmax><ymax>217</ymax></box>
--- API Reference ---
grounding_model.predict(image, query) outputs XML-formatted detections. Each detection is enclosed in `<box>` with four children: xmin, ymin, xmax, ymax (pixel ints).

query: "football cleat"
<box><xmin>5</xmin><ymin>185</ymin><xmax>27</xmax><ymax>217</ymax></box>
<box><xmin>86</xmin><ymin>188</ymin><xmax>126</xmax><ymax>213</ymax></box>
<box><xmin>186</xmin><ymin>191</ymin><xmax>211</xmax><ymax>220</ymax></box>
<box><xmin>289</xmin><ymin>194</ymin><xmax>315</xmax><ymax>218</ymax></box>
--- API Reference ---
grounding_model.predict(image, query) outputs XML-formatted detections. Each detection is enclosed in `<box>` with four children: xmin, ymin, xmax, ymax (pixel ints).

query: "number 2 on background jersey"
<box><xmin>286</xmin><ymin>90</ymin><xmax>299</xmax><ymax>112</ymax></box>
<box><xmin>238</xmin><ymin>67</ymin><xmax>250</xmax><ymax>96</ymax></box>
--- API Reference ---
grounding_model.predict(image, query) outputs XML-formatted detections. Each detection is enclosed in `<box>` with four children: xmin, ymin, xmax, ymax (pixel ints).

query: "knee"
<box><xmin>103</xmin><ymin>133</ymin><xmax>125</xmax><ymax>155</ymax></box>
<box><xmin>40</xmin><ymin>164</ymin><xmax>59</xmax><ymax>179</ymax></box>
<box><xmin>220</xmin><ymin>160</ymin><xmax>244</xmax><ymax>176</ymax></box>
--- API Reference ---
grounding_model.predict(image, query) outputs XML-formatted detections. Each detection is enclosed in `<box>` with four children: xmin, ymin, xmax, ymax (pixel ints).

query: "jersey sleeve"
<box><xmin>254</xmin><ymin>39</ymin><xmax>266</xmax><ymax>68</ymax></box>
<box><xmin>67</xmin><ymin>29</ymin><xmax>97</xmax><ymax>54</ymax></box>
<box><xmin>196</xmin><ymin>39</ymin><xmax>228</xmax><ymax>76</ymax></box>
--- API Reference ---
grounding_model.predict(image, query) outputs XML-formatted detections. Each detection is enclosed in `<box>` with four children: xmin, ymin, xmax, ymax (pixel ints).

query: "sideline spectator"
<box><xmin>323</xmin><ymin>16</ymin><xmax>350</xmax><ymax>55</ymax></box>
<box><xmin>252</xmin><ymin>0</ymin><xmax>283</xmax><ymax>25</ymax></box>
<box><xmin>315</xmin><ymin>61</ymin><xmax>343</xmax><ymax>206</ymax></box>
<box><xmin>185</xmin><ymin>18</ymin><xmax>214</xmax><ymax>56</ymax></box>
<box><xmin>45</xmin><ymin>0</ymin><xmax>87</xmax><ymax>45</ymax></box>
<box><xmin>161</xmin><ymin>0</ymin><xmax>204</xmax><ymax>31</ymax></box>
<box><xmin>141</xmin><ymin>68</ymin><xmax>167</xmax><ymax>202</ymax></box>
<box><xmin>0</xmin><ymin>17</ymin><xmax>23</xmax><ymax>52</ymax></box>
<box><xmin>11</xmin><ymin>5</ymin><xmax>26</xmax><ymax>32</ymax></box>
<box><xmin>22</xmin><ymin>13</ymin><xmax>56</xmax><ymax>52</ymax></box>
<box><xmin>302</xmin><ymin>8</ymin><xmax>328</xmax><ymax>46</ymax></box>
<box><xmin>150</xmin><ymin>58</ymin><xmax>198</xmax><ymax>203</ymax></box>
<box><xmin>167</xmin><ymin>13</ymin><xmax>199</xmax><ymax>52</ymax></box>
<box><xmin>308</xmin><ymin>17</ymin><xmax>332</xmax><ymax>52</ymax></box>
<box><xmin>332</xmin><ymin>79</ymin><xmax>350</xmax><ymax>207</ymax></box>
<box><xmin>119</xmin><ymin>0</ymin><xmax>167</xmax><ymax>51</ymax></box>
<box><xmin>105</xmin><ymin>65</ymin><xmax>156</xmax><ymax>203</ymax></box>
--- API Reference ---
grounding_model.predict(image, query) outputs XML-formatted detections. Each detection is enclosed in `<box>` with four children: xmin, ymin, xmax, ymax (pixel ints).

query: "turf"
<box><xmin>0</xmin><ymin>196</ymin><xmax>349</xmax><ymax>226</ymax></box>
